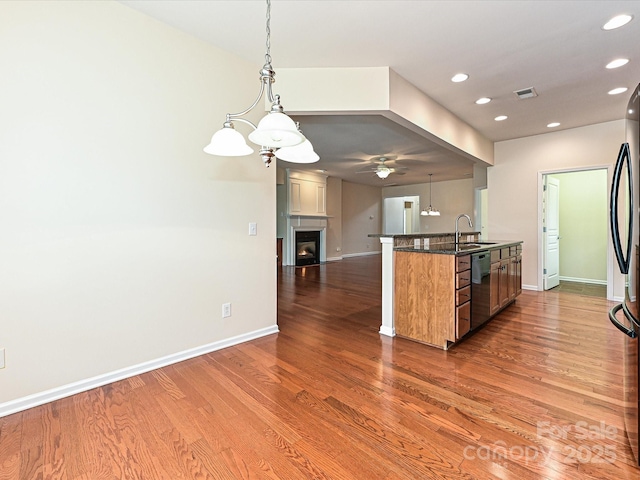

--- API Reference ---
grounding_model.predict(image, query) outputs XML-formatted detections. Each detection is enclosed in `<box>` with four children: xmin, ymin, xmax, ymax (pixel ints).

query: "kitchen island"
<box><xmin>371</xmin><ymin>233</ymin><xmax>523</xmax><ymax>349</ymax></box>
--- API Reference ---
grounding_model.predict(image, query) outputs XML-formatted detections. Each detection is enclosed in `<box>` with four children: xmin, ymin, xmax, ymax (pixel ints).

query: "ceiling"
<box><xmin>119</xmin><ymin>0</ymin><xmax>640</xmax><ymax>187</ymax></box>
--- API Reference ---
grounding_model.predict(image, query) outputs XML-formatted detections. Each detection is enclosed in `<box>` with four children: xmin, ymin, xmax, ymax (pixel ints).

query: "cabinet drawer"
<box><xmin>457</xmin><ymin>285</ymin><xmax>471</xmax><ymax>306</ymax></box>
<box><xmin>456</xmin><ymin>254</ymin><xmax>471</xmax><ymax>272</ymax></box>
<box><xmin>500</xmin><ymin>247</ymin><xmax>510</xmax><ymax>259</ymax></box>
<box><xmin>490</xmin><ymin>249</ymin><xmax>501</xmax><ymax>263</ymax></box>
<box><xmin>457</xmin><ymin>269</ymin><xmax>471</xmax><ymax>288</ymax></box>
<box><xmin>456</xmin><ymin>301</ymin><xmax>471</xmax><ymax>339</ymax></box>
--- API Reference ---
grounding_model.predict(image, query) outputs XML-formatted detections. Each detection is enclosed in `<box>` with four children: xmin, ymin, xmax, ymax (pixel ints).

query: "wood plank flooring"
<box><xmin>1</xmin><ymin>255</ymin><xmax>639</xmax><ymax>479</ymax></box>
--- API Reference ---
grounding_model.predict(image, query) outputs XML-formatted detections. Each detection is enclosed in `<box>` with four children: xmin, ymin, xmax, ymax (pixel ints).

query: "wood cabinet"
<box><xmin>276</xmin><ymin>238</ymin><xmax>283</xmax><ymax>267</ymax></box>
<box><xmin>394</xmin><ymin>243</ymin><xmax>522</xmax><ymax>349</ymax></box>
<box><xmin>490</xmin><ymin>245</ymin><xmax>522</xmax><ymax>315</ymax></box>
<box><xmin>394</xmin><ymin>251</ymin><xmax>470</xmax><ymax>349</ymax></box>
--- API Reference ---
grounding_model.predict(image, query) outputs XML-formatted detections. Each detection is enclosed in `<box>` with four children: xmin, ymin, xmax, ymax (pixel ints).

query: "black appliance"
<box><xmin>471</xmin><ymin>252</ymin><xmax>491</xmax><ymax>329</ymax></box>
<box><xmin>609</xmin><ymin>82</ymin><xmax>640</xmax><ymax>466</ymax></box>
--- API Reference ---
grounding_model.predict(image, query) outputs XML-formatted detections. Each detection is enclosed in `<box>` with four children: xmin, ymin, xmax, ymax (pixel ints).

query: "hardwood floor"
<box><xmin>1</xmin><ymin>255</ymin><xmax>638</xmax><ymax>479</ymax></box>
<box><xmin>554</xmin><ymin>280</ymin><xmax>607</xmax><ymax>298</ymax></box>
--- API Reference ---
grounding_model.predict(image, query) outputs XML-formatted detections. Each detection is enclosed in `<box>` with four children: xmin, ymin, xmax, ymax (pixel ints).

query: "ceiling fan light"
<box><xmin>248</xmin><ymin>112</ymin><xmax>305</xmax><ymax>148</ymax></box>
<box><xmin>376</xmin><ymin>167</ymin><xmax>391</xmax><ymax>179</ymax></box>
<box><xmin>276</xmin><ymin>139</ymin><xmax>320</xmax><ymax>163</ymax></box>
<box><xmin>204</xmin><ymin>125</ymin><xmax>254</xmax><ymax>156</ymax></box>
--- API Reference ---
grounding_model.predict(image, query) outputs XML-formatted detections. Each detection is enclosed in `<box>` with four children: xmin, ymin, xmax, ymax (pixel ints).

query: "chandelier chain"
<box><xmin>265</xmin><ymin>0</ymin><xmax>272</xmax><ymax>64</ymax></box>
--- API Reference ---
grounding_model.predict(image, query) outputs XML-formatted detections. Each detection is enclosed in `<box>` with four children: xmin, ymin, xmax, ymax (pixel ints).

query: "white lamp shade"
<box><xmin>248</xmin><ymin>112</ymin><xmax>305</xmax><ymax>148</ymax></box>
<box><xmin>421</xmin><ymin>207</ymin><xmax>440</xmax><ymax>216</ymax></box>
<box><xmin>376</xmin><ymin>167</ymin><xmax>391</xmax><ymax>179</ymax></box>
<box><xmin>204</xmin><ymin>127</ymin><xmax>254</xmax><ymax>156</ymax></box>
<box><xmin>275</xmin><ymin>139</ymin><xmax>319</xmax><ymax>163</ymax></box>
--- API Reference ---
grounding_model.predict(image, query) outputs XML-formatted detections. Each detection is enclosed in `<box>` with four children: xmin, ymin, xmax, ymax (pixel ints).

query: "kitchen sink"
<box><xmin>456</xmin><ymin>243</ymin><xmax>484</xmax><ymax>250</ymax></box>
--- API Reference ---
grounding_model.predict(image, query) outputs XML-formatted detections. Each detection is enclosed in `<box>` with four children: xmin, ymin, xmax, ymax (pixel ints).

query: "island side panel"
<box><xmin>394</xmin><ymin>251</ymin><xmax>420</xmax><ymax>340</ymax></box>
<box><xmin>394</xmin><ymin>251</ymin><xmax>456</xmax><ymax>348</ymax></box>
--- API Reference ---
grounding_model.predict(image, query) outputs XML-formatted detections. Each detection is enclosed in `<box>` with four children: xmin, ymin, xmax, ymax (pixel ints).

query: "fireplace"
<box><xmin>295</xmin><ymin>230</ymin><xmax>321</xmax><ymax>266</ymax></box>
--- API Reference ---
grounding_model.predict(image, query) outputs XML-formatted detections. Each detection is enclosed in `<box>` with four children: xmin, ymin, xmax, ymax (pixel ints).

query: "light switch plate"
<box><xmin>249</xmin><ymin>222</ymin><xmax>257</xmax><ymax>236</ymax></box>
<box><xmin>0</xmin><ymin>348</ymin><xmax>5</xmax><ymax>369</ymax></box>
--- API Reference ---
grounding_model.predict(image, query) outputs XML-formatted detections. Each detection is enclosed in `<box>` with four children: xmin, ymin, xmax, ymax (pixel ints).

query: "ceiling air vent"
<box><xmin>514</xmin><ymin>87</ymin><xmax>538</xmax><ymax>99</ymax></box>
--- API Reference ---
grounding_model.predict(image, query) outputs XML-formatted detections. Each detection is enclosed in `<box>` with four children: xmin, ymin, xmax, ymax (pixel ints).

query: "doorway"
<box><xmin>540</xmin><ymin>168</ymin><xmax>610</xmax><ymax>297</ymax></box>
<box><xmin>383</xmin><ymin>196</ymin><xmax>420</xmax><ymax>234</ymax></box>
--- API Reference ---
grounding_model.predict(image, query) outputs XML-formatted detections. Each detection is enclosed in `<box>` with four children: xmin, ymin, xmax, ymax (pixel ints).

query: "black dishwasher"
<box><xmin>471</xmin><ymin>252</ymin><xmax>491</xmax><ymax>329</ymax></box>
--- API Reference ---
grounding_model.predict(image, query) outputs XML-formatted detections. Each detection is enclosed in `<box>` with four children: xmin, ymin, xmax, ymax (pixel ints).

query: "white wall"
<box><xmin>0</xmin><ymin>1</ymin><xmax>277</xmax><ymax>413</ymax></box>
<box><xmin>326</xmin><ymin>177</ymin><xmax>343</xmax><ymax>260</ymax></box>
<box><xmin>383</xmin><ymin>178</ymin><xmax>475</xmax><ymax>234</ymax></box>
<box><xmin>342</xmin><ymin>182</ymin><xmax>382</xmax><ymax>255</ymax></box>
<box><xmin>490</xmin><ymin>120</ymin><xmax>624</xmax><ymax>293</ymax></box>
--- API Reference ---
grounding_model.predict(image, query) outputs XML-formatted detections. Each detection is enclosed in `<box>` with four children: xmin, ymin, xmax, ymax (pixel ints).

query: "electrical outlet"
<box><xmin>222</xmin><ymin>303</ymin><xmax>231</xmax><ymax>318</ymax></box>
<box><xmin>249</xmin><ymin>223</ymin><xmax>257</xmax><ymax>236</ymax></box>
<box><xmin>0</xmin><ymin>348</ymin><xmax>5</xmax><ymax>369</ymax></box>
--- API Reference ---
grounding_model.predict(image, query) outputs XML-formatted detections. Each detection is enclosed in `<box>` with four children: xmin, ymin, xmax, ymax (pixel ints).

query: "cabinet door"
<box><xmin>490</xmin><ymin>261</ymin><xmax>501</xmax><ymax>316</ymax></box>
<box><xmin>499</xmin><ymin>259</ymin><xmax>510</xmax><ymax>308</ymax></box>
<box><xmin>456</xmin><ymin>302</ymin><xmax>471</xmax><ymax>339</ymax></box>
<box><xmin>508</xmin><ymin>256</ymin><xmax>517</xmax><ymax>301</ymax></box>
<box><xmin>515</xmin><ymin>255</ymin><xmax>522</xmax><ymax>296</ymax></box>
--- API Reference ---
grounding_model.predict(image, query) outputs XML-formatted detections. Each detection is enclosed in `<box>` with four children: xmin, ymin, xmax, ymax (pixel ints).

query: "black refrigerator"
<box><xmin>609</xmin><ymin>82</ymin><xmax>640</xmax><ymax>467</ymax></box>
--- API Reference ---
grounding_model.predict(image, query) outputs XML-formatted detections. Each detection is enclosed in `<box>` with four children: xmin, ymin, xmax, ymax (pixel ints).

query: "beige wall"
<box><xmin>383</xmin><ymin>178</ymin><xmax>475</xmax><ymax>234</ymax></box>
<box><xmin>490</xmin><ymin>120</ymin><xmax>624</xmax><ymax>292</ymax></box>
<box><xmin>0</xmin><ymin>1</ymin><xmax>276</xmax><ymax>411</ymax></box>
<box><xmin>342</xmin><ymin>182</ymin><xmax>383</xmax><ymax>255</ymax></box>
<box><xmin>326</xmin><ymin>177</ymin><xmax>343</xmax><ymax>260</ymax></box>
<box><xmin>549</xmin><ymin>170</ymin><xmax>608</xmax><ymax>284</ymax></box>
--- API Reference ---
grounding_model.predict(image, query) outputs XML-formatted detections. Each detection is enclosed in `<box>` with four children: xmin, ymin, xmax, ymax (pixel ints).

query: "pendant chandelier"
<box><xmin>421</xmin><ymin>174</ymin><xmax>441</xmax><ymax>216</ymax></box>
<box><xmin>203</xmin><ymin>0</ymin><xmax>319</xmax><ymax>166</ymax></box>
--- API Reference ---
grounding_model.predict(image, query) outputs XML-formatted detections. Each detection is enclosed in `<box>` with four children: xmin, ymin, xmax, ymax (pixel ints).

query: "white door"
<box><xmin>404</xmin><ymin>201</ymin><xmax>413</xmax><ymax>234</ymax></box>
<box><xmin>543</xmin><ymin>176</ymin><xmax>560</xmax><ymax>290</ymax></box>
<box><xmin>383</xmin><ymin>197</ymin><xmax>404</xmax><ymax>234</ymax></box>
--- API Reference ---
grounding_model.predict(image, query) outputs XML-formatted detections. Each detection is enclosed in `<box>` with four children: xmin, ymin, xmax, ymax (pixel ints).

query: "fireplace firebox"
<box><xmin>295</xmin><ymin>230</ymin><xmax>321</xmax><ymax>266</ymax></box>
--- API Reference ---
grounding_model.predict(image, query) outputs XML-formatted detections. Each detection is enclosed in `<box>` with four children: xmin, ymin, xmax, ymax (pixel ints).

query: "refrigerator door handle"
<box><xmin>609</xmin><ymin>303</ymin><xmax>638</xmax><ymax>338</ymax></box>
<box><xmin>609</xmin><ymin>142</ymin><xmax>633</xmax><ymax>274</ymax></box>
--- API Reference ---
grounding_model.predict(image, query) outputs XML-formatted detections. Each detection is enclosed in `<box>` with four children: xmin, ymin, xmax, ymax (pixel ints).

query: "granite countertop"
<box><xmin>368</xmin><ymin>232</ymin><xmax>481</xmax><ymax>238</ymax></box>
<box><xmin>394</xmin><ymin>240</ymin><xmax>523</xmax><ymax>256</ymax></box>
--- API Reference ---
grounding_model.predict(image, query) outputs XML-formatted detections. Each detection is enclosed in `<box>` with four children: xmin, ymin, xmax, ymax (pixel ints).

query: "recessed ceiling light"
<box><xmin>451</xmin><ymin>73</ymin><xmax>469</xmax><ymax>83</ymax></box>
<box><xmin>603</xmin><ymin>14</ymin><xmax>633</xmax><ymax>30</ymax></box>
<box><xmin>606</xmin><ymin>58</ymin><xmax>629</xmax><ymax>69</ymax></box>
<box><xmin>495</xmin><ymin>115</ymin><xmax>508</xmax><ymax>121</ymax></box>
<box><xmin>609</xmin><ymin>87</ymin><xmax>629</xmax><ymax>95</ymax></box>
<box><xmin>547</xmin><ymin>122</ymin><xmax>561</xmax><ymax>128</ymax></box>
<box><xmin>475</xmin><ymin>97</ymin><xmax>491</xmax><ymax>105</ymax></box>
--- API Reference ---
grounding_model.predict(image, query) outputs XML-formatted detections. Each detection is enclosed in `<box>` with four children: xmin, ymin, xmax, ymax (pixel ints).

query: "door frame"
<box><xmin>542</xmin><ymin>175</ymin><xmax>561</xmax><ymax>290</ymax></box>
<box><xmin>537</xmin><ymin>165</ymin><xmax>613</xmax><ymax>299</ymax></box>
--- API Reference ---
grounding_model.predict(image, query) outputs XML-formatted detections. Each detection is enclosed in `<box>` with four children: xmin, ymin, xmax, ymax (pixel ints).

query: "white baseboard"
<box><xmin>522</xmin><ymin>284</ymin><xmax>539</xmax><ymax>291</ymax></box>
<box><xmin>0</xmin><ymin>325</ymin><xmax>279</xmax><ymax>418</ymax></box>
<box><xmin>559</xmin><ymin>276</ymin><xmax>607</xmax><ymax>286</ymax></box>
<box><xmin>379</xmin><ymin>326</ymin><xmax>395</xmax><ymax>337</ymax></box>
<box><xmin>342</xmin><ymin>251</ymin><xmax>382</xmax><ymax>258</ymax></box>
<box><xmin>326</xmin><ymin>256</ymin><xmax>343</xmax><ymax>262</ymax></box>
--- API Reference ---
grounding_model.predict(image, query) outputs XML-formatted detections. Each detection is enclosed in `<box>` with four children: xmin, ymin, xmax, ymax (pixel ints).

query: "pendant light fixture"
<box><xmin>203</xmin><ymin>0</ymin><xmax>318</xmax><ymax>166</ymax></box>
<box><xmin>421</xmin><ymin>174</ymin><xmax>441</xmax><ymax>216</ymax></box>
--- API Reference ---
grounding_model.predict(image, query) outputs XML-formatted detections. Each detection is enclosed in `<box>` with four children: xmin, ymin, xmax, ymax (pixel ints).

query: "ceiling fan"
<box><xmin>356</xmin><ymin>156</ymin><xmax>408</xmax><ymax>179</ymax></box>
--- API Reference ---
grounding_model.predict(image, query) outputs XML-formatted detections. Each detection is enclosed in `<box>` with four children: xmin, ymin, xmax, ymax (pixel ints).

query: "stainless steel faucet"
<box><xmin>455</xmin><ymin>214</ymin><xmax>473</xmax><ymax>244</ymax></box>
